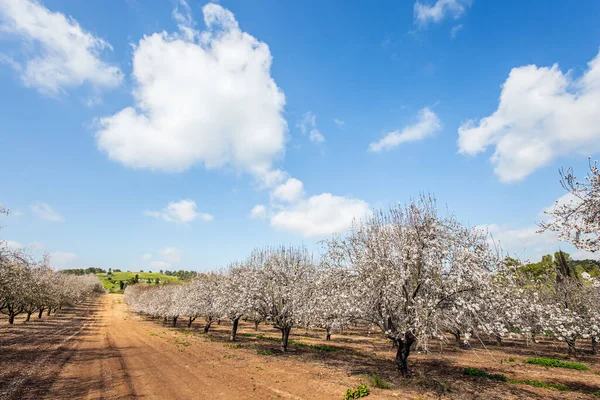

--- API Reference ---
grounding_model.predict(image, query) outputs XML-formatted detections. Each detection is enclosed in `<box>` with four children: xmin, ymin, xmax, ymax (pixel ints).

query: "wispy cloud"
<box><xmin>30</xmin><ymin>203</ymin><xmax>63</xmax><ymax>222</ymax></box>
<box><xmin>369</xmin><ymin>107</ymin><xmax>442</xmax><ymax>152</ymax></box>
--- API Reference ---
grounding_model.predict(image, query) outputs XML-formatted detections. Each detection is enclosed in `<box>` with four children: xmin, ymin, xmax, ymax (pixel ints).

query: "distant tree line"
<box><xmin>520</xmin><ymin>252</ymin><xmax>600</xmax><ymax>281</ymax></box>
<box><xmin>160</xmin><ymin>270</ymin><xmax>198</xmax><ymax>280</ymax></box>
<box><xmin>60</xmin><ymin>267</ymin><xmax>107</xmax><ymax>275</ymax></box>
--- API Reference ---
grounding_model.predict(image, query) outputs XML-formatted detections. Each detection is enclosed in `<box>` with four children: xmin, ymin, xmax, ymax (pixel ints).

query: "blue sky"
<box><xmin>1</xmin><ymin>0</ymin><xmax>599</xmax><ymax>271</ymax></box>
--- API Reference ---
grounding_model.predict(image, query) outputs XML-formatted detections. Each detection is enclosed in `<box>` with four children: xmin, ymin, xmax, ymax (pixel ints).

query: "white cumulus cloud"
<box><xmin>145</xmin><ymin>199</ymin><xmax>212</xmax><ymax>223</ymax></box>
<box><xmin>458</xmin><ymin>49</ymin><xmax>600</xmax><ymax>182</ymax></box>
<box><xmin>369</xmin><ymin>107</ymin><xmax>442</xmax><ymax>152</ymax></box>
<box><xmin>270</xmin><ymin>193</ymin><xmax>370</xmax><ymax>238</ymax></box>
<box><xmin>30</xmin><ymin>202</ymin><xmax>63</xmax><ymax>222</ymax></box>
<box><xmin>271</xmin><ymin>178</ymin><xmax>305</xmax><ymax>204</ymax></box>
<box><xmin>414</xmin><ymin>0</ymin><xmax>472</xmax><ymax>26</ymax></box>
<box><xmin>0</xmin><ymin>0</ymin><xmax>123</xmax><ymax>95</ymax></box>
<box><xmin>95</xmin><ymin>3</ymin><xmax>286</xmax><ymax>178</ymax></box>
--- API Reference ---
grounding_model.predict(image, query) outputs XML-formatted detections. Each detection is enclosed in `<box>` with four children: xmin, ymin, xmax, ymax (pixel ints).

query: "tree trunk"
<box><xmin>163</xmin><ymin>316</ymin><xmax>167</xmax><ymax>324</ymax></box>
<box><xmin>592</xmin><ymin>337</ymin><xmax>598</xmax><ymax>355</ymax></box>
<box><xmin>230</xmin><ymin>317</ymin><xmax>240</xmax><ymax>341</ymax></box>
<box><xmin>531</xmin><ymin>331</ymin><xmax>538</xmax><ymax>344</ymax></box>
<box><xmin>26</xmin><ymin>311</ymin><xmax>32</xmax><ymax>322</ymax></box>
<box><xmin>496</xmin><ymin>335</ymin><xmax>502</xmax><ymax>346</ymax></box>
<box><xmin>567</xmin><ymin>338</ymin><xmax>576</xmax><ymax>356</ymax></box>
<box><xmin>326</xmin><ymin>327</ymin><xmax>331</xmax><ymax>341</ymax></box>
<box><xmin>281</xmin><ymin>327</ymin><xmax>291</xmax><ymax>352</ymax></box>
<box><xmin>8</xmin><ymin>311</ymin><xmax>15</xmax><ymax>324</ymax></box>
<box><xmin>453</xmin><ymin>330</ymin><xmax>461</xmax><ymax>345</ymax></box>
<box><xmin>187</xmin><ymin>317</ymin><xmax>195</xmax><ymax>328</ymax></box>
<box><xmin>254</xmin><ymin>320</ymin><xmax>260</xmax><ymax>331</ymax></box>
<box><xmin>217</xmin><ymin>319</ymin><xmax>221</xmax><ymax>325</ymax></box>
<box><xmin>38</xmin><ymin>308</ymin><xmax>44</xmax><ymax>319</ymax></box>
<box><xmin>203</xmin><ymin>322</ymin><xmax>212</xmax><ymax>334</ymax></box>
<box><xmin>172</xmin><ymin>316</ymin><xmax>178</xmax><ymax>327</ymax></box>
<box><xmin>47</xmin><ymin>308</ymin><xmax>51</xmax><ymax>316</ymax></box>
<box><xmin>394</xmin><ymin>335</ymin><xmax>415</xmax><ymax>377</ymax></box>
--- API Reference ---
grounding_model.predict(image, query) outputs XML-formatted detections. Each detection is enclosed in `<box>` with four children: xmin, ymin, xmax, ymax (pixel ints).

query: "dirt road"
<box><xmin>0</xmin><ymin>295</ymin><xmax>374</xmax><ymax>400</ymax></box>
<box><xmin>2</xmin><ymin>294</ymin><xmax>597</xmax><ymax>400</ymax></box>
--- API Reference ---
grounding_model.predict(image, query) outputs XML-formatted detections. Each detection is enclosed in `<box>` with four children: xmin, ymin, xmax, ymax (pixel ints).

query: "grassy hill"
<box><xmin>96</xmin><ymin>271</ymin><xmax>179</xmax><ymax>293</ymax></box>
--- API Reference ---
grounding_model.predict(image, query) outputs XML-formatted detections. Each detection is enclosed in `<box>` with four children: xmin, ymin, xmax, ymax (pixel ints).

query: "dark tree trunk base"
<box><xmin>230</xmin><ymin>317</ymin><xmax>240</xmax><ymax>341</ymax></box>
<box><xmin>394</xmin><ymin>335</ymin><xmax>415</xmax><ymax>378</ymax></box>
<box><xmin>281</xmin><ymin>327</ymin><xmax>291</xmax><ymax>352</ymax></box>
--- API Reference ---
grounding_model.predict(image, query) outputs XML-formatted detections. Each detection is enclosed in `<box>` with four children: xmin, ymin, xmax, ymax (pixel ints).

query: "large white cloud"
<box><xmin>414</xmin><ymin>0</ymin><xmax>472</xmax><ymax>26</ymax></box>
<box><xmin>0</xmin><ymin>0</ymin><xmax>122</xmax><ymax>95</ymax></box>
<box><xmin>270</xmin><ymin>193</ymin><xmax>370</xmax><ymax>238</ymax></box>
<box><xmin>145</xmin><ymin>199</ymin><xmax>212</xmax><ymax>223</ymax></box>
<box><xmin>95</xmin><ymin>3</ymin><xmax>287</xmax><ymax>177</ymax></box>
<box><xmin>369</xmin><ymin>107</ymin><xmax>441</xmax><ymax>152</ymax></box>
<box><xmin>458</xmin><ymin>49</ymin><xmax>600</xmax><ymax>182</ymax></box>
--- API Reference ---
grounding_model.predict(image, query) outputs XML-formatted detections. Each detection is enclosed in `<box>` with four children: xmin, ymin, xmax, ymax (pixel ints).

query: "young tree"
<box><xmin>218</xmin><ymin>262</ymin><xmax>255</xmax><ymax>341</ymax></box>
<box><xmin>326</xmin><ymin>196</ymin><xmax>501</xmax><ymax>376</ymax></box>
<box><xmin>249</xmin><ymin>246</ymin><xmax>316</xmax><ymax>352</ymax></box>
<box><xmin>0</xmin><ymin>245</ymin><xmax>32</xmax><ymax>324</ymax></box>
<box><xmin>308</xmin><ymin>263</ymin><xmax>358</xmax><ymax>341</ymax></box>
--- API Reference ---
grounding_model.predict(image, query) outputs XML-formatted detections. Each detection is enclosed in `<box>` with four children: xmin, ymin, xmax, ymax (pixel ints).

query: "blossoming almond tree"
<box><xmin>249</xmin><ymin>246</ymin><xmax>316</xmax><ymax>352</ymax></box>
<box><xmin>326</xmin><ymin>196</ymin><xmax>501</xmax><ymax>376</ymax></box>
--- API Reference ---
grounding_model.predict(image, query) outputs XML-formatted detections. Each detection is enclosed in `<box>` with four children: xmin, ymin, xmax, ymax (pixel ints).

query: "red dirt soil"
<box><xmin>1</xmin><ymin>294</ymin><xmax>600</xmax><ymax>399</ymax></box>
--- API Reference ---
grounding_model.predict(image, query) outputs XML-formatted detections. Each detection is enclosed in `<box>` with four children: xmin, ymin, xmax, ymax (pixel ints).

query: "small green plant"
<box><xmin>256</xmin><ymin>349</ymin><xmax>273</xmax><ymax>355</ymax></box>
<box><xmin>148</xmin><ymin>331</ymin><xmax>158</xmax><ymax>336</ymax></box>
<box><xmin>369</xmin><ymin>372</ymin><xmax>391</xmax><ymax>389</ymax></box>
<box><xmin>344</xmin><ymin>384</ymin><xmax>369</xmax><ymax>399</ymax></box>
<box><xmin>224</xmin><ymin>343</ymin><xmax>244</xmax><ymax>349</ymax></box>
<box><xmin>524</xmin><ymin>357</ymin><xmax>588</xmax><ymax>370</ymax></box>
<box><xmin>463</xmin><ymin>367</ymin><xmax>507</xmax><ymax>381</ymax></box>
<box><xmin>508</xmin><ymin>357</ymin><xmax>515</xmax><ymax>362</ymax></box>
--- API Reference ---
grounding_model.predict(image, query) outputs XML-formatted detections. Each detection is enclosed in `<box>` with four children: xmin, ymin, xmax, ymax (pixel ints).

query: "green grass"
<box><xmin>289</xmin><ymin>340</ymin><xmax>342</xmax><ymax>352</ymax></box>
<box><xmin>245</xmin><ymin>334</ymin><xmax>342</xmax><ymax>352</ymax></box>
<box><xmin>256</xmin><ymin>349</ymin><xmax>274</xmax><ymax>355</ymax></box>
<box><xmin>524</xmin><ymin>357</ymin><xmax>588</xmax><ymax>370</ymax></box>
<box><xmin>254</xmin><ymin>334</ymin><xmax>280</xmax><ymax>342</ymax></box>
<box><xmin>96</xmin><ymin>271</ymin><xmax>179</xmax><ymax>292</ymax></box>
<box><xmin>463</xmin><ymin>367</ymin><xmax>507</xmax><ymax>381</ymax></box>
<box><xmin>464</xmin><ymin>367</ymin><xmax>572</xmax><ymax>392</ymax></box>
